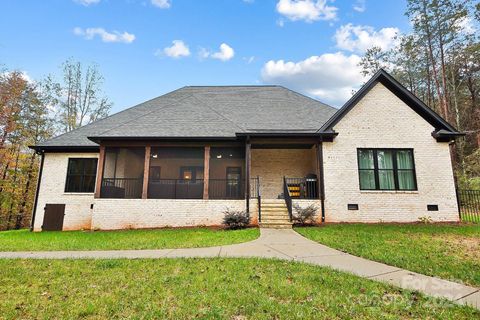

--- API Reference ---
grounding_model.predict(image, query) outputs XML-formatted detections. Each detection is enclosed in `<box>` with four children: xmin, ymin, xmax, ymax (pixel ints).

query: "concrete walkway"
<box><xmin>0</xmin><ymin>228</ymin><xmax>478</xmax><ymax>310</ymax></box>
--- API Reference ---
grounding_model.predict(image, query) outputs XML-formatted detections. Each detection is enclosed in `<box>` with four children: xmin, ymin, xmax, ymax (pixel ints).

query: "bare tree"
<box><xmin>47</xmin><ymin>59</ymin><xmax>112</xmax><ymax>133</ymax></box>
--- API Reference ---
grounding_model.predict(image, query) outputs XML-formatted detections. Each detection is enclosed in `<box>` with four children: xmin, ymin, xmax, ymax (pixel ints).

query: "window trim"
<box><xmin>357</xmin><ymin>148</ymin><xmax>417</xmax><ymax>191</ymax></box>
<box><xmin>64</xmin><ymin>158</ymin><xmax>98</xmax><ymax>193</ymax></box>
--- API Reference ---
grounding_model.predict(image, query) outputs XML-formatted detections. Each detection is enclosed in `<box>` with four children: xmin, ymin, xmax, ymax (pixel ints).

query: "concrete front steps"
<box><xmin>259</xmin><ymin>200</ymin><xmax>293</xmax><ymax>229</ymax></box>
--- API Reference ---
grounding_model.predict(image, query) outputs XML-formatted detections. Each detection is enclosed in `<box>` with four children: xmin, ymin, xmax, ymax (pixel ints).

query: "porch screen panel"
<box><xmin>101</xmin><ymin>147</ymin><xmax>145</xmax><ymax>198</ymax></box>
<box><xmin>209</xmin><ymin>147</ymin><xmax>245</xmax><ymax>199</ymax></box>
<box><xmin>148</xmin><ymin>147</ymin><xmax>204</xmax><ymax>199</ymax></box>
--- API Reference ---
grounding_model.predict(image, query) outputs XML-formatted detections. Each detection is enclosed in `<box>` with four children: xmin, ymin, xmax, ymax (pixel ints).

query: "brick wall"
<box><xmin>251</xmin><ymin>148</ymin><xmax>316</xmax><ymax>199</ymax></box>
<box><xmin>33</xmin><ymin>152</ymin><xmax>98</xmax><ymax>231</ymax></box>
<box><xmin>322</xmin><ymin>82</ymin><xmax>459</xmax><ymax>222</ymax></box>
<box><xmin>92</xmin><ymin>199</ymin><xmax>255</xmax><ymax>230</ymax></box>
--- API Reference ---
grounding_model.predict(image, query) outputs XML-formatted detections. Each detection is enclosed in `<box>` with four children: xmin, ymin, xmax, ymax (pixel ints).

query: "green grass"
<box><xmin>296</xmin><ymin>224</ymin><xmax>480</xmax><ymax>287</ymax></box>
<box><xmin>0</xmin><ymin>259</ymin><xmax>477</xmax><ymax>319</ymax></box>
<box><xmin>0</xmin><ymin>228</ymin><xmax>259</xmax><ymax>251</ymax></box>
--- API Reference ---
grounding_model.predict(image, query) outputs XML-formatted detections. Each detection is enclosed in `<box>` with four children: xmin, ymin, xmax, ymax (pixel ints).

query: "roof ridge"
<box><xmin>190</xmin><ymin>94</ymin><xmax>247</xmax><ymax>132</ymax></box>
<box><xmin>92</xmin><ymin>94</ymin><xmax>195</xmax><ymax>137</ymax></box>
<box><xmin>277</xmin><ymin>86</ymin><xmax>336</xmax><ymax>111</ymax></box>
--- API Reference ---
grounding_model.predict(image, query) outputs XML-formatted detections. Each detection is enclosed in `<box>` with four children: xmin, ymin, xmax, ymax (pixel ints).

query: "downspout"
<box><xmin>318</xmin><ymin>141</ymin><xmax>326</xmax><ymax>223</ymax></box>
<box><xmin>30</xmin><ymin>151</ymin><xmax>45</xmax><ymax>231</ymax></box>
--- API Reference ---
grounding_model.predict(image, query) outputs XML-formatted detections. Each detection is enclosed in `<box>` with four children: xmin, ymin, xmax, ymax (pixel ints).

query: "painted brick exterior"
<box><xmin>92</xmin><ymin>199</ymin><xmax>255</xmax><ymax>230</ymax></box>
<box><xmin>33</xmin><ymin>82</ymin><xmax>459</xmax><ymax>230</ymax></box>
<box><xmin>251</xmin><ymin>148</ymin><xmax>316</xmax><ymax>199</ymax></box>
<box><xmin>33</xmin><ymin>153</ymin><xmax>98</xmax><ymax>231</ymax></box>
<box><xmin>322</xmin><ymin>83</ymin><xmax>459</xmax><ymax>222</ymax></box>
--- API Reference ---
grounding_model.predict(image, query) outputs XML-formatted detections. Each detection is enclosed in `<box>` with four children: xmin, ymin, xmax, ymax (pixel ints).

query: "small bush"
<box><xmin>292</xmin><ymin>204</ymin><xmax>318</xmax><ymax>225</ymax></box>
<box><xmin>418</xmin><ymin>215</ymin><xmax>433</xmax><ymax>224</ymax></box>
<box><xmin>223</xmin><ymin>209</ymin><xmax>250</xmax><ymax>229</ymax></box>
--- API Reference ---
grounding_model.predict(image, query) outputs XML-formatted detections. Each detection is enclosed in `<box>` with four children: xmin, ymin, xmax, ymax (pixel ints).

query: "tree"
<box><xmin>47</xmin><ymin>59</ymin><xmax>112</xmax><ymax>133</ymax></box>
<box><xmin>358</xmin><ymin>46</ymin><xmax>388</xmax><ymax>77</ymax></box>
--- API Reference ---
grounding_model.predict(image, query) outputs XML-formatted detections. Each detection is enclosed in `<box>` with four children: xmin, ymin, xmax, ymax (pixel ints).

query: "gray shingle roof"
<box><xmin>36</xmin><ymin>86</ymin><xmax>337</xmax><ymax>148</ymax></box>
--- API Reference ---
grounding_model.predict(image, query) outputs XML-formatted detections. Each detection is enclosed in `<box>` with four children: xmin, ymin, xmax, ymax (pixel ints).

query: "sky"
<box><xmin>0</xmin><ymin>0</ymin><xmax>411</xmax><ymax>112</ymax></box>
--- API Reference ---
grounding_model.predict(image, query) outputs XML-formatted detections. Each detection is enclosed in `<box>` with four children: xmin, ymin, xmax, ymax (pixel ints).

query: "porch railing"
<box><xmin>250</xmin><ymin>177</ymin><xmax>259</xmax><ymax>198</ymax></box>
<box><xmin>284</xmin><ymin>177</ymin><xmax>318</xmax><ymax>199</ymax></box>
<box><xmin>457</xmin><ymin>189</ymin><xmax>480</xmax><ymax>223</ymax></box>
<box><xmin>251</xmin><ymin>176</ymin><xmax>261</xmax><ymax>222</ymax></box>
<box><xmin>283</xmin><ymin>176</ymin><xmax>293</xmax><ymax>222</ymax></box>
<box><xmin>209</xmin><ymin>179</ymin><xmax>244</xmax><ymax>199</ymax></box>
<box><xmin>101</xmin><ymin>178</ymin><xmax>143</xmax><ymax>199</ymax></box>
<box><xmin>148</xmin><ymin>179</ymin><xmax>204</xmax><ymax>199</ymax></box>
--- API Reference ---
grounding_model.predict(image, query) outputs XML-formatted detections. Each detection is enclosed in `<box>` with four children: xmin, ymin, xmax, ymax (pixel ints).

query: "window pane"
<box><xmin>68</xmin><ymin>159</ymin><xmax>83</xmax><ymax>174</ymax></box>
<box><xmin>83</xmin><ymin>159</ymin><xmax>98</xmax><ymax>175</ymax></box>
<box><xmin>83</xmin><ymin>175</ymin><xmax>96</xmax><ymax>192</ymax></box>
<box><xmin>398</xmin><ymin>170</ymin><xmax>416</xmax><ymax>190</ymax></box>
<box><xmin>66</xmin><ymin>159</ymin><xmax>97</xmax><ymax>193</ymax></box>
<box><xmin>66</xmin><ymin>175</ymin><xmax>82</xmax><ymax>192</ymax></box>
<box><xmin>358</xmin><ymin>150</ymin><xmax>374</xmax><ymax>169</ymax></box>
<box><xmin>359</xmin><ymin>170</ymin><xmax>376</xmax><ymax>189</ymax></box>
<box><xmin>397</xmin><ymin>150</ymin><xmax>413</xmax><ymax>169</ymax></box>
<box><xmin>379</xmin><ymin>170</ymin><xmax>395</xmax><ymax>190</ymax></box>
<box><xmin>377</xmin><ymin>150</ymin><xmax>393</xmax><ymax>169</ymax></box>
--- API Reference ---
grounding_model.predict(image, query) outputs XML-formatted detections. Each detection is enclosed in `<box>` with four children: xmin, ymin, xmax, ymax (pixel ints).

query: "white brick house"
<box><xmin>31</xmin><ymin>70</ymin><xmax>463</xmax><ymax>231</ymax></box>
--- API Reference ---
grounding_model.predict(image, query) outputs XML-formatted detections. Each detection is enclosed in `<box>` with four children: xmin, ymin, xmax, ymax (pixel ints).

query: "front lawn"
<box><xmin>0</xmin><ymin>258</ymin><xmax>477</xmax><ymax>319</ymax></box>
<box><xmin>296</xmin><ymin>224</ymin><xmax>480</xmax><ymax>287</ymax></box>
<box><xmin>0</xmin><ymin>228</ymin><xmax>259</xmax><ymax>251</ymax></box>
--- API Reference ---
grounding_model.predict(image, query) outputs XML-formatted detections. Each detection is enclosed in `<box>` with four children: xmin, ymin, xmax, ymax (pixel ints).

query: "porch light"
<box><xmin>216</xmin><ymin>155</ymin><xmax>222</xmax><ymax>159</ymax></box>
<box><xmin>152</xmin><ymin>153</ymin><xmax>158</xmax><ymax>158</ymax></box>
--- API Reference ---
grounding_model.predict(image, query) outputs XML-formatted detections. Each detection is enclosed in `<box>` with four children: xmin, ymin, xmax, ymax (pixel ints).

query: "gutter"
<box><xmin>30</xmin><ymin>152</ymin><xmax>45</xmax><ymax>231</ymax></box>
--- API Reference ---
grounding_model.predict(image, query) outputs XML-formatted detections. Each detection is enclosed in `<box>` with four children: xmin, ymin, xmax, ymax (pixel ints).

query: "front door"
<box><xmin>226</xmin><ymin>167</ymin><xmax>241</xmax><ymax>198</ymax></box>
<box><xmin>42</xmin><ymin>204</ymin><xmax>66</xmax><ymax>231</ymax></box>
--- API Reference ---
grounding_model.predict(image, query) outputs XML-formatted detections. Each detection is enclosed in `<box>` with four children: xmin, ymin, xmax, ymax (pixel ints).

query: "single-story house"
<box><xmin>30</xmin><ymin>69</ymin><xmax>463</xmax><ymax>231</ymax></box>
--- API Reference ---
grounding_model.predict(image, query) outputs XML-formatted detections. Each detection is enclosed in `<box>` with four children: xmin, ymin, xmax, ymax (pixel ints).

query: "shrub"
<box><xmin>292</xmin><ymin>204</ymin><xmax>318</xmax><ymax>225</ymax></box>
<box><xmin>223</xmin><ymin>209</ymin><xmax>250</xmax><ymax>229</ymax></box>
<box><xmin>418</xmin><ymin>215</ymin><xmax>433</xmax><ymax>224</ymax></box>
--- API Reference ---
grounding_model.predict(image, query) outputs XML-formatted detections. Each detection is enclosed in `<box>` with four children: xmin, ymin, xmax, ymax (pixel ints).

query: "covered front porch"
<box><xmin>93</xmin><ymin>136</ymin><xmax>327</xmax><ymax>223</ymax></box>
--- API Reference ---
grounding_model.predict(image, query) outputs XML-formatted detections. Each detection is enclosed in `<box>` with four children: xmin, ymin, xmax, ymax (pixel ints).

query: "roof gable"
<box><xmin>319</xmin><ymin>69</ymin><xmax>460</xmax><ymax>140</ymax></box>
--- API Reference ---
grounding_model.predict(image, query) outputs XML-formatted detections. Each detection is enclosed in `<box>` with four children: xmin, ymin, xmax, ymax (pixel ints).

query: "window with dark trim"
<box><xmin>65</xmin><ymin>158</ymin><xmax>98</xmax><ymax>193</ymax></box>
<box><xmin>357</xmin><ymin>149</ymin><xmax>417</xmax><ymax>191</ymax></box>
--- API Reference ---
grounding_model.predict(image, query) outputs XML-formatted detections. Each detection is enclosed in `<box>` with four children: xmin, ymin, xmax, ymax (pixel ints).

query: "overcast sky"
<box><xmin>0</xmin><ymin>0</ymin><xmax>410</xmax><ymax>111</ymax></box>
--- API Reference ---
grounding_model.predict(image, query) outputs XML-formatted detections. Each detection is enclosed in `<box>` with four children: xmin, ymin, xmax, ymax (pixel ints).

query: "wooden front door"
<box><xmin>42</xmin><ymin>204</ymin><xmax>66</xmax><ymax>231</ymax></box>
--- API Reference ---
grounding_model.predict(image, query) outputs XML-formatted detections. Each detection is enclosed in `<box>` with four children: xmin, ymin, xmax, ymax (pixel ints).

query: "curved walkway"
<box><xmin>0</xmin><ymin>228</ymin><xmax>478</xmax><ymax>309</ymax></box>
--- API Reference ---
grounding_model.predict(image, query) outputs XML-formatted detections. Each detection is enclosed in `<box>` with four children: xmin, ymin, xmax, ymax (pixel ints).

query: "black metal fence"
<box><xmin>457</xmin><ymin>189</ymin><xmax>480</xmax><ymax>223</ymax></box>
<box><xmin>209</xmin><ymin>179</ymin><xmax>244</xmax><ymax>199</ymax></box>
<box><xmin>284</xmin><ymin>177</ymin><xmax>318</xmax><ymax>199</ymax></box>
<box><xmin>101</xmin><ymin>178</ymin><xmax>143</xmax><ymax>199</ymax></box>
<box><xmin>148</xmin><ymin>179</ymin><xmax>204</xmax><ymax>199</ymax></box>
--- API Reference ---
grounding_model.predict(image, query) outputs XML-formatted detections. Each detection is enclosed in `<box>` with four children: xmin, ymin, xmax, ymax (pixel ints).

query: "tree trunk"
<box><xmin>15</xmin><ymin>152</ymin><xmax>37</xmax><ymax>229</ymax></box>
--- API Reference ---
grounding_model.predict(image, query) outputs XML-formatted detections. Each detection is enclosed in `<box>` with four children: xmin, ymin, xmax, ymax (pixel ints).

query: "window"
<box><xmin>65</xmin><ymin>158</ymin><xmax>98</xmax><ymax>193</ymax></box>
<box><xmin>357</xmin><ymin>149</ymin><xmax>416</xmax><ymax>191</ymax></box>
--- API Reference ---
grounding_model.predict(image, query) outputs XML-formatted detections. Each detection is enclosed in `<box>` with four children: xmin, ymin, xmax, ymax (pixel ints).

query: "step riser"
<box><xmin>259</xmin><ymin>224</ymin><xmax>292</xmax><ymax>229</ymax></box>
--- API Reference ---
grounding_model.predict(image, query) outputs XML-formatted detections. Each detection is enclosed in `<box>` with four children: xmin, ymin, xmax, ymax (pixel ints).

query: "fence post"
<box><xmin>455</xmin><ymin>188</ymin><xmax>461</xmax><ymax>220</ymax></box>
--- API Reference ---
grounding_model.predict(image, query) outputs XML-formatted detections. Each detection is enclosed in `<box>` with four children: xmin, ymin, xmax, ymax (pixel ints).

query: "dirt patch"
<box><xmin>433</xmin><ymin>235</ymin><xmax>480</xmax><ymax>260</ymax></box>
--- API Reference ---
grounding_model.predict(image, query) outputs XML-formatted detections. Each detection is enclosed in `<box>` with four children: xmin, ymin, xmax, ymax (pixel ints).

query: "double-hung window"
<box><xmin>65</xmin><ymin>158</ymin><xmax>98</xmax><ymax>193</ymax></box>
<box><xmin>357</xmin><ymin>149</ymin><xmax>417</xmax><ymax>191</ymax></box>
